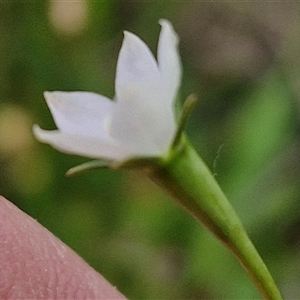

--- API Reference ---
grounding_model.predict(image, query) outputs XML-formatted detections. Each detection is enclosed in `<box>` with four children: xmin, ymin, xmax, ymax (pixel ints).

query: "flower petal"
<box><xmin>157</xmin><ymin>19</ymin><xmax>181</xmax><ymax>104</ymax></box>
<box><xmin>44</xmin><ymin>91</ymin><xmax>114</xmax><ymax>138</ymax></box>
<box><xmin>111</xmin><ymin>22</ymin><xmax>178</xmax><ymax>156</ymax></box>
<box><xmin>115</xmin><ymin>31</ymin><xmax>161</xmax><ymax>105</ymax></box>
<box><xmin>33</xmin><ymin>125</ymin><xmax>129</xmax><ymax>161</ymax></box>
<box><xmin>109</xmin><ymin>103</ymin><xmax>165</xmax><ymax>157</ymax></box>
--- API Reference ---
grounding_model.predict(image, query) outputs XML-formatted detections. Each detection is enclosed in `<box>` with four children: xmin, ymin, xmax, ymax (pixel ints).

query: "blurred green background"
<box><xmin>1</xmin><ymin>1</ymin><xmax>300</xmax><ymax>299</ymax></box>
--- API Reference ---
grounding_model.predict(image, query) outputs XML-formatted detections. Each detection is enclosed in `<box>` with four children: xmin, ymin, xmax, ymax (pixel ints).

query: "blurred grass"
<box><xmin>1</xmin><ymin>1</ymin><xmax>300</xmax><ymax>299</ymax></box>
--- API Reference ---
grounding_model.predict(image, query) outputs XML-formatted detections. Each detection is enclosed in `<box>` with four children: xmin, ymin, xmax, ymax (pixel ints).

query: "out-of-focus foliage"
<box><xmin>1</xmin><ymin>1</ymin><xmax>300</xmax><ymax>299</ymax></box>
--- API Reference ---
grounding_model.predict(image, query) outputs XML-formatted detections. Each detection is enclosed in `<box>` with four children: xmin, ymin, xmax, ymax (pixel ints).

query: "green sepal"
<box><xmin>66</xmin><ymin>159</ymin><xmax>112</xmax><ymax>177</ymax></box>
<box><xmin>65</xmin><ymin>156</ymin><xmax>165</xmax><ymax>176</ymax></box>
<box><xmin>171</xmin><ymin>93</ymin><xmax>197</xmax><ymax>149</ymax></box>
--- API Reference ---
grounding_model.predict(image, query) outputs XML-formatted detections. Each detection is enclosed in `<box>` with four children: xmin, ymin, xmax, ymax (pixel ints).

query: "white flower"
<box><xmin>33</xmin><ymin>19</ymin><xmax>181</xmax><ymax>162</ymax></box>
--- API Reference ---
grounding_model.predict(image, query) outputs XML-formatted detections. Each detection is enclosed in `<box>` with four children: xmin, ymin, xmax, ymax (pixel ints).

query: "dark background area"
<box><xmin>1</xmin><ymin>1</ymin><xmax>300</xmax><ymax>299</ymax></box>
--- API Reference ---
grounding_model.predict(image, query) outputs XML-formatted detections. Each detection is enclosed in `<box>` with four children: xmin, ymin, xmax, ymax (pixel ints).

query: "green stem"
<box><xmin>146</xmin><ymin>137</ymin><xmax>282</xmax><ymax>300</ymax></box>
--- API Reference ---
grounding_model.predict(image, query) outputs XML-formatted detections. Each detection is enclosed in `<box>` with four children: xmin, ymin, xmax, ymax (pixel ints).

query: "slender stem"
<box><xmin>146</xmin><ymin>138</ymin><xmax>282</xmax><ymax>300</ymax></box>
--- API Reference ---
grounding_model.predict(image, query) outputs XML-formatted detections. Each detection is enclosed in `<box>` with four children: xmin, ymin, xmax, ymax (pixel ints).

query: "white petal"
<box><xmin>110</xmin><ymin>97</ymin><xmax>176</xmax><ymax>156</ymax></box>
<box><xmin>157</xmin><ymin>19</ymin><xmax>181</xmax><ymax>104</ymax></box>
<box><xmin>111</xmin><ymin>23</ymin><xmax>178</xmax><ymax>156</ymax></box>
<box><xmin>33</xmin><ymin>125</ymin><xmax>129</xmax><ymax>161</ymax></box>
<box><xmin>109</xmin><ymin>103</ymin><xmax>165</xmax><ymax>157</ymax></box>
<box><xmin>115</xmin><ymin>31</ymin><xmax>161</xmax><ymax>105</ymax></box>
<box><xmin>44</xmin><ymin>91</ymin><xmax>114</xmax><ymax>138</ymax></box>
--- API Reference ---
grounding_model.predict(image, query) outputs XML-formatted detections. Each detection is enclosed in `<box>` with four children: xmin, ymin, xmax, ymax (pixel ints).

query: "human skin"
<box><xmin>0</xmin><ymin>196</ymin><xmax>127</xmax><ymax>299</ymax></box>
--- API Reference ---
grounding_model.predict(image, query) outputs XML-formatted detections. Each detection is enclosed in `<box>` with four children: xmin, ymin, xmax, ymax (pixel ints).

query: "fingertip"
<box><xmin>0</xmin><ymin>195</ymin><xmax>126</xmax><ymax>299</ymax></box>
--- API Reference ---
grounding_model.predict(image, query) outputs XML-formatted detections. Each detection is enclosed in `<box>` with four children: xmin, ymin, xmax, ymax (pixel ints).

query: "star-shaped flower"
<box><xmin>33</xmin><ymin>19</ymin><xmax>181</xmax><ymax>162</ymax></box>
